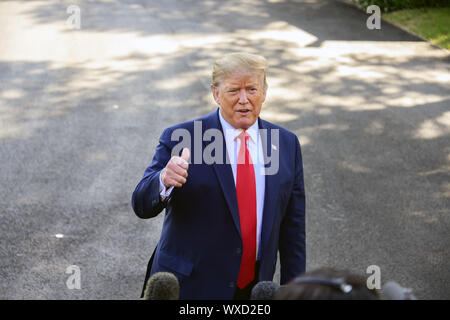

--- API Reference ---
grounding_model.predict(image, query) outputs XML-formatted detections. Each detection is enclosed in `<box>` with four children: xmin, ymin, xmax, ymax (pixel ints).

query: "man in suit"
<box><xmin>131</xmin><ymin>52</ymin><xmax>306</xmax><ymax>300</ymax></box>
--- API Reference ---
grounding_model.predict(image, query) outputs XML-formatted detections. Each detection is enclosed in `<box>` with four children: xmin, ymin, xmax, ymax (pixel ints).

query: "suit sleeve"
<box><xmin>279</xmin><ymin>135</ymin><xmax>306</xmax><ymax>284</ymax></box>
<box><xmin>131</xmin><ymin>128</ymin><xmax>173</xmax><ymax>219</ymax></box>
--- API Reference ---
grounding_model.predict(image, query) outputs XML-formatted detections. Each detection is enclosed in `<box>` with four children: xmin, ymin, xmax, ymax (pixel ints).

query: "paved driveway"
<box><xmin>0</xmin><ymin>0</ymin><xmax>448</xmax><ymax>299</ymax></box>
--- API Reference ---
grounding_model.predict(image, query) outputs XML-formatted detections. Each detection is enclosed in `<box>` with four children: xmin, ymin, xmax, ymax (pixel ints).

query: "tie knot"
<box><xmin>237</xmin><ymin>130</ymin><xmax>249</xmax><ymax>142</ymax></box>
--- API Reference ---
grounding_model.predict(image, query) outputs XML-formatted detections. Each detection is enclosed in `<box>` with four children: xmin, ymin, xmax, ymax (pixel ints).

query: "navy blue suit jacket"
<box><xmin>131</xmin><ymin>108</ymin><xmax>305</xmax><ymax>299</ymax></box>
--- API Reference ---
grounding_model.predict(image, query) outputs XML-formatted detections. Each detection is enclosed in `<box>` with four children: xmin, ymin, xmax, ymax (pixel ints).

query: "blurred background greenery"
<box><xmin>384</xmin><ymin>7</ymin><xmax>449</xmax><ymax>49</ymax></box>
<box><xmin>354</xmin><ymin>0</ymin><xmax>448</xmax><ymax>12</ymax></box>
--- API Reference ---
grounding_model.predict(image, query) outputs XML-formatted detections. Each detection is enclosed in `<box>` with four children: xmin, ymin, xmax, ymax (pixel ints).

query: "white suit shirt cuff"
<box><xmin>159</xmin><ymin>170</ymin><xmax>174</xmax><ymax>200</ymax></box>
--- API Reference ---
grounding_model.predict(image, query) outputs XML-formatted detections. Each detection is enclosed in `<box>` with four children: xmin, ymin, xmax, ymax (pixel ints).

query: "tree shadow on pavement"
<box><xmin>1</xmin><ymin>0</ymin><xmax>448</xmax><ymax>299</ymax></box>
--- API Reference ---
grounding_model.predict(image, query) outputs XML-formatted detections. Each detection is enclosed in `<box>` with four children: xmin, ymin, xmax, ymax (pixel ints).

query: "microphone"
<box><xmin>382</xmin><ymin>281</ymin><xmax>417</xmax><ymax>300</ymax></box>
<box><xmin>143</xmin><ymin>272</ymin><xmax>180</xmax><ymax>300</ymax></box>
<box><xmin>251</xmin><ymin>281</ymin><xmax>280</xmax><ymax>300</ymax></box>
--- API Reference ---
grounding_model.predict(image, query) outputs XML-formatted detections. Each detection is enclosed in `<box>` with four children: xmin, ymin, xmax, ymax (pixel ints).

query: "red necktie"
<box><xmin>236</xmin><ymin>131</ymin><xmax>257</xmax><ymax>289</ymax></box>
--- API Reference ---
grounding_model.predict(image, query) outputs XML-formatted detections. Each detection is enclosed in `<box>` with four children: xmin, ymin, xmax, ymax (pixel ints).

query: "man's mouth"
<box><xmin>237</xmin><ymin>109</ymin><xmax>250</xmax><ymax>115</ymax></box>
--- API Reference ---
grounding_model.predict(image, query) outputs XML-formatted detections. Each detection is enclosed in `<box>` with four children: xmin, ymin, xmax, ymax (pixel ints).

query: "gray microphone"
<box><xmin>143</xmin><ymin>272</ymin><xmax>180</xmax><ymax>300</ymax></box>
<box><xmin>251</xmin><ymin>281</ymin><xmax>280</xmax><ymax>300</ymax></box>
<box><xmin>382</xmin><ymin>281</ymin><xmax>417</xmax><ymax>300</ymax></box>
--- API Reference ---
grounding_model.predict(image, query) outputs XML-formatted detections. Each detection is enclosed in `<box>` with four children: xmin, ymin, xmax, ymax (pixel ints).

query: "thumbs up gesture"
<box><xmin>161</xmin><ymin>148</ymin><xmax>190</xmax><ymax>188</ymax></box>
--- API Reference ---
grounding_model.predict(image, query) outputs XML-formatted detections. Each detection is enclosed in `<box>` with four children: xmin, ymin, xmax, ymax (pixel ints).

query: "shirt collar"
<box><xmin>218</xmin><ymin>109</ymin><xmax>259</xmax><ymax>144</ymax></box>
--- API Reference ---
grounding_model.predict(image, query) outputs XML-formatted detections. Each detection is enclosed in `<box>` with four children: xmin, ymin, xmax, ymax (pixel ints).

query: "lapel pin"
<box><xmin>272</xmin><ymin>144</ymin><xmax>277</xmax><ymax>151</ymax></box>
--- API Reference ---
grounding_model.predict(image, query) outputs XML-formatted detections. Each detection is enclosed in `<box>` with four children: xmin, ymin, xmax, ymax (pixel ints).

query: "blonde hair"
<box><xmin>212</xmin><ymin>52</ymin><xmax>268</xmax><ymax>91</ymax></box>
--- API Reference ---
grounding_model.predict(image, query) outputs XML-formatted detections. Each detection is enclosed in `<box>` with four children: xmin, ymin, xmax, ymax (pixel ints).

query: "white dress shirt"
<box><xmin>218</xmin><ymin>110</ymin><xmax>266</xmax><ymax>259</ymax></box>
<box><xmin>159</xmin><ymin>111</ymin><xmax>266</xmax><ymax>258</ymax></box>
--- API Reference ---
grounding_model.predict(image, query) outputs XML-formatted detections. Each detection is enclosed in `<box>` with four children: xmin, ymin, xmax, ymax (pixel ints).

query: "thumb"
<box><xmin>181</xmin><ymin>147</ymin><xmax>190</xmax><ymax>163</ymax></box>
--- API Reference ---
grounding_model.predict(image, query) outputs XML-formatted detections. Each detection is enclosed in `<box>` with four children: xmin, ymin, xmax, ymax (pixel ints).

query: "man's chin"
<box><xmin>236</xmin><ymin>118</ymin><xmax>256</xmax><ymax>130</ymax></box>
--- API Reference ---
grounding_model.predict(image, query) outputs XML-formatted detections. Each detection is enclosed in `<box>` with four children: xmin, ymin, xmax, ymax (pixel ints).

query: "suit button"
<box><xmin>236</xmin><ymin>248</ymin><xmax>242</xmax><ymax>254</ymax></box>
<box><xmin>229</xmin><ymin>282</ymin><xmax>235</xmax><ymax>288</ymax></box>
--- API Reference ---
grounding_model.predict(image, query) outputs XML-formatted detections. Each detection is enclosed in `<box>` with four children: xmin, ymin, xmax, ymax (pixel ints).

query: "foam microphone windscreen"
<box><xmin>251</xmin><ymin>281</ymin><xmax>280</xmax><ymax>300</ymax></box>
<box><xmin>143</xmin><ymin>272</ymin><xmax>180</xmax><ymax>300</ymax></box>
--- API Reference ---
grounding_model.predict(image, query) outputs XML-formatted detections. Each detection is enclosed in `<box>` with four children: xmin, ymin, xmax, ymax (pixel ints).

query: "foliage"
<box><xmin>353</xmin><ymin>0</ymin><xmax>449</xmax><ymax>12</ymax></box>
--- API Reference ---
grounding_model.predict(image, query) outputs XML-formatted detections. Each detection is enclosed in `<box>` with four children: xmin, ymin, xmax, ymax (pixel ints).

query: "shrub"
<box><xmin>353</xmin><ymin>0</ymin><xmax>450</xmax><ymax>12</ymax></box>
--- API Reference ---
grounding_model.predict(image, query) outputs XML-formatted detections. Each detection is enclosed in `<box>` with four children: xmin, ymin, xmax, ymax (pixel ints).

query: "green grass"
<box><xmin>383</xmin><ymin>7</ymin><xmax>450</xmax><ymax>49</ymax></box>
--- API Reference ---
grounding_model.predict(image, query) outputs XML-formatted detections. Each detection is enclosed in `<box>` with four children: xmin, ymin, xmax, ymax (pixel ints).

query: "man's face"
<box><xmin>212</xmin><ymin>70</ymin><xmax>266</xmax><ymax>129</ymax></box>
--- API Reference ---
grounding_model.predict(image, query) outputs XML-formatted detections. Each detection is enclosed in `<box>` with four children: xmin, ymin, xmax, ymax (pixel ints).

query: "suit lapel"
<box><xmin>206</xmin><ymin>109</ymin><xmax>242</xmax><ymax>237</ymax></box>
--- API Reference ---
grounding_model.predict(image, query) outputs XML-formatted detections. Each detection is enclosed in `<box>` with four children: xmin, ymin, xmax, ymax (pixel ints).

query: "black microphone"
<box><xmin>251</xmin><ymin>281</ymin><xmax>280</xmax><ymax>300</ymax></box>
<box><xmin>143</xmin><ymin>272</ymin><xmax>180</xmax><ymax>300</ymax></box>
<box><xmin>382</xmin><ymin>281</ymin><xmax>417</xmax><ymax>300</ymax></box>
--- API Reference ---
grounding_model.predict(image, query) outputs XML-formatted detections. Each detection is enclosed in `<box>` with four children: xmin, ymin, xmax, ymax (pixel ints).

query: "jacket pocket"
<box><xmin>158</xmin><ymin>249</ymin><xmax>194</xmax><ymax>277</ymax></box>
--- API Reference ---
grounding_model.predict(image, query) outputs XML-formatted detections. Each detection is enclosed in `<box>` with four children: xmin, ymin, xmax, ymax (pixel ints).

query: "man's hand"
<box><xmin>161</xmin><ymin>148</ymin><xmax>190</xmax><ymax>188</ymax></box>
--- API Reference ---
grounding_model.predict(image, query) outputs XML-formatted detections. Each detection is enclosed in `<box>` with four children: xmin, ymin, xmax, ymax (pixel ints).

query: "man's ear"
<box><xmin>211</xmin><ymin>85</ymin><xmax>220</xmax><ymax>105</ymax></box>
<box><xmin>261</xmin><ymin>87</ymin><xmax>267</xmax><ymax>103</ymax></box>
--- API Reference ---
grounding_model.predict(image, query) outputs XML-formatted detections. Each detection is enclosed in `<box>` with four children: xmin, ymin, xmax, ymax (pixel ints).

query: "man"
<box><xmin>131</xmin><ymin>52</ymin><xmax>306</xmax><ymax>300</ymax></box>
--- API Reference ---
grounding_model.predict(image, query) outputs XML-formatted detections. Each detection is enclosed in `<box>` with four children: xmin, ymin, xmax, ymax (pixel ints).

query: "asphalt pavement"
<box><xmin>0</xmin><ymin>0</ymin><xmax>449</xmax><ymax>299</ymax></box>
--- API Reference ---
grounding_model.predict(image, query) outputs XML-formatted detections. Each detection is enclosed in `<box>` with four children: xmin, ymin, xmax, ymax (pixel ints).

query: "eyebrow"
<box><xmin>226</xmin><ymin>85</ymin><xmax>258</xmax><ymax>90</ymax></box>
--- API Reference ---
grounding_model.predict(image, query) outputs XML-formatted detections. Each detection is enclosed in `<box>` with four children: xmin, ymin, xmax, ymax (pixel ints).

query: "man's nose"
<box><xmin>238</xmin><ymin>89</ymin><xmax>248</xmax><ymax>104</ymax></box>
